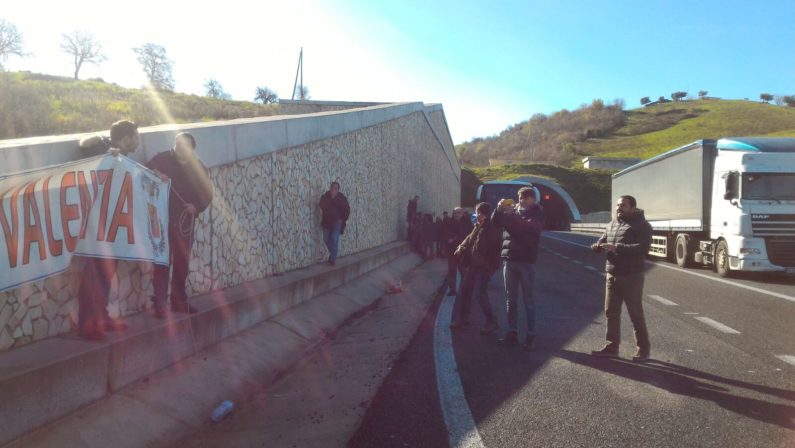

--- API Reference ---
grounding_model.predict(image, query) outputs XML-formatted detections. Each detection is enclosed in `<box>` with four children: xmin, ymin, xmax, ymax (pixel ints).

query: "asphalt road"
<box><xmin>351</xmin><ymin>232</ymin><xmax>795</xmax><ymax>448</ymax></box>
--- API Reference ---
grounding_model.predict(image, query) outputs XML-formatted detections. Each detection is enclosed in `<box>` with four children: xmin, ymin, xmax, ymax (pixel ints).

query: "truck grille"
<box><xmin>751</xmin><ymin>214</ymin><xmax>795</xmax><ymax>237</ymax></box>
<box><xmin>765</xmin><ymin>238</ymin><xmax>795</xmax><ymax>267</ymax></box>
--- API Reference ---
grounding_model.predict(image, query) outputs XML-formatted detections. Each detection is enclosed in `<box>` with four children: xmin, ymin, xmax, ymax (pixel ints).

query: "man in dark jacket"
<box><xmin>591</xmin><ymin>195</ymin><xmax>653</xmax><ymax>361</ymax></box>
<box><xmin>319</xmin><ymin>181</ymin><xmax>351</xmax><ymax>266</ymax></box>
<box><xmin>492</xmin><ymin>186</ymin><xmax>545</xmax><ymax>350</ymax></box>
<box><xmin>406</xmin><ymin>196</ymin><xmax>419</xmax><ymax>242</ymax></box>
<box><xmin>450</xmin><ymin>203</ymin><xmax>502</xmax><ymax>335</ymax></box>
<box><xmin>445</xmin><ymin>207</ymin><xmax>474</xmax><ymax>296</ymax></box>
<box><xmin>147</xmin><ymin>132</ymin><xmax>214</xmax><ymax>317</ymax></box>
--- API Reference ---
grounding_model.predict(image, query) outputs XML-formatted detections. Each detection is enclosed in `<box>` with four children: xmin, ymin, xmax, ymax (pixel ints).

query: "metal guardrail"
<box><xmin>569</xmin><ymin>223</ymin><xmax>608</xmax><ymax>236</ymax></box>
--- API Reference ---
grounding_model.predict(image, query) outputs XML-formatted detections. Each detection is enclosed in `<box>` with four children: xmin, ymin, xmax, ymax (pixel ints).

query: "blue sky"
<box><xmin>3</xmin><ymin>0</ymin><xmax>794</xmax><ymax>143</ymax></box>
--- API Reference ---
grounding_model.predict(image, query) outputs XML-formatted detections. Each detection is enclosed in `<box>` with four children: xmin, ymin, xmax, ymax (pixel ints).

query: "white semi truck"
<box><xmin>612</xmin><ymin>137</ymin><xmax>795</xmax><ymax>277</ymax></box>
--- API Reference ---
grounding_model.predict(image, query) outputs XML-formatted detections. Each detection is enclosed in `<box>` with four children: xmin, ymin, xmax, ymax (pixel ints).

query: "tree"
<box><xmin>760</xmin><ymin>93</ymin><xmax>773</xmax><ymax>103</ymax></box>
<box><xmin>671</xmin><ymin>91</ymin><xmax>687</xmax><ymax>102</ymax></box>
<box><xmin>254</xmin><ymin>86</ymin><xmax>279</xmax><ymax>104</ymax></box>
<box><xmin>60</xmin><ymin>31</ymin><xmax>106</xmax><ymax>79</ymax></box>
<box><xmin>784</xmin><ymin>96</ymin><xmax>795</xmax><ymax>107</ymax></box>
<box><xmin>0</xmin><ymin>18</ymin><xmax>27</xmax><ymax>70</ymax></box>
<box><xmin>133</xmin><ymin>43</ymin><xmax>174</xmax><ymax>91</ymax></box>
<box><xmin>204</xmin><ymin>78</ymin><xmax>231</xmax><ymax>100</ymax></box>
<box><xmin>698</xmin><ymin>90</ymin><xmax>708</xmax><ymax>99</ymax></box>
<box><xmin>640</xmin><ymin>96</ymin><xmax>650</xmax><ymax>106</ymax></box>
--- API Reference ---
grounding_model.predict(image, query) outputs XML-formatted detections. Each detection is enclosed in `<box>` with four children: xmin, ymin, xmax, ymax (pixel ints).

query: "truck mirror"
<box><xmin>723</xmin><ymin>172</ymin><xmax>738</xmax><ymax>200</ymax></box>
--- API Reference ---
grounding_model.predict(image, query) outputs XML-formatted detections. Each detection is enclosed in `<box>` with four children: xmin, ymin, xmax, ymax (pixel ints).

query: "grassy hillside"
<box><xmin>456</xmin><ymin>99</ymin><xmax>795</xmax><ymax>167</ymax></box>
<box><xmin>462</xmin><ymin>164</ymin><xmax>613</xmax><ymax>214</ymax></box>
<box><xmin>0</xmin><ymin>71</ymin><xmax>279</xmax><ymax>140</ymax></box>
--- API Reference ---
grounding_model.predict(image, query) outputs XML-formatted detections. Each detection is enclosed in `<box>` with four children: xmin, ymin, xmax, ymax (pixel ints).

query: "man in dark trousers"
<box><xmin>147</xmin><ymin>132</ymin><xmax>214</xmax><ymax>318</ymax></box>
<box><xmin>77</xmin><ymin>120</ymin><xmax>139</xmax><ymax>340</ymax></box>
<box><xmin>319</xmin><ymin>181</ymin><xmax>350</xmax><ymax>266</ymax></box>
<box><xmin>590</xmin><ymin>195</ymin><xmax>653</xmax><ymax>361</ymax></box>
<box><xmin>492</xmin><ymin>187</ymin><xmax>545</xmax><ymax>351</ymax></box>
<box><xmin>406</xmin><ymin>195</ymin><xmax>419</xmax><ymax>242</ymax></box>
<box><xmin>450</xmin><ymin>202</ymin><xmax>502</xmax><ymax>335</ymax></box>
<box><xmin>444</xmin><ymin>207</ymin><xmax>474</xmax><ymax>296</ymax></box>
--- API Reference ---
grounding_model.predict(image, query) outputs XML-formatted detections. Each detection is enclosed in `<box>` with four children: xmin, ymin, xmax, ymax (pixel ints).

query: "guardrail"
<box><xmin>570</xmin><ymin>223</ymin><xmax>608</xmax><ymax>236</ymax></box>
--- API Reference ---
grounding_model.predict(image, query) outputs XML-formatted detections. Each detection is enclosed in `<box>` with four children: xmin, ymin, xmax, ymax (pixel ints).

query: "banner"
<box><xmin>0</xmin><ymin>154</ymin><xmax>170</xmax><ymax>293</ymax></box>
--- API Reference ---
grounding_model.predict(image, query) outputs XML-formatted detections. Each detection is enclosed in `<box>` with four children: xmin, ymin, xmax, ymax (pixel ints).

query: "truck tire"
<box><xmin>675</xmin><ymin>234</ymin><xmax>693</xmax><ymax>268</ymax></box>
<box><xmin>715</xmin><ymin>240</ymin><xmax>732</xmax><ymax>278</ymax></box>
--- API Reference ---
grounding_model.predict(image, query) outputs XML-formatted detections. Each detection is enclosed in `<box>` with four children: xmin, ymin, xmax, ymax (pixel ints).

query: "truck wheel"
<box><xmin>675</xmin><ymin>234</ymin><xmax>692</xmax><ymax>268</ymax></box>
<box><xmin>715</xmin><ymin>240</ymin><xmax>732</xmax><ymax>278</ymax></box>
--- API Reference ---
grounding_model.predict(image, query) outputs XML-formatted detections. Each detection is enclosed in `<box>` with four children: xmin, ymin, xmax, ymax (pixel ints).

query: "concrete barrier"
<box><xmin>0</xmin><ymin>241</ymin><xmax>409</xmax><ymax>446</ymax></box>
<box><xmin>570</xmin><ymin>223</ymin><xmax>608</xmax><ymax>236</ymax></box>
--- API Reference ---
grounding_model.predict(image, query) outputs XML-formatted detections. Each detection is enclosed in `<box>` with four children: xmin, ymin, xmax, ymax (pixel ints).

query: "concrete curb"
<box><xmin>0</xmin><ymin>242</ymin><xmax>412</xmax><ymax>447</ymax></box>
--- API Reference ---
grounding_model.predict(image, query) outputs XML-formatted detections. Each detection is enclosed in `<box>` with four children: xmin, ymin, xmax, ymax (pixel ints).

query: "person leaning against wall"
<box><xmin>318</xmin><ymin>181</ymin><xmax>350</xmax><ymax>266</ymax></box>
<box><xmin>76</xmin><ymin>120</ymin><xmax>139</xmax><ymax>340</ymax></box>
<box><xmin>146</xmin><ymin>132</ymin><xmax>213</xmax><ymax>319</ymax></box>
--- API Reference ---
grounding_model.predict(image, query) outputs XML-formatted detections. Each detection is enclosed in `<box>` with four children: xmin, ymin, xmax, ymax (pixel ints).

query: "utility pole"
<box><xmin>291</xmin><ymin>47</ymin><xmax>304</xmax><ymax>101</ymax></box>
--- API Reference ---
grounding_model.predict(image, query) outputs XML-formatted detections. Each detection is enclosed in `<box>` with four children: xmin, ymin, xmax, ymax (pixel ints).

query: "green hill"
<box><xmin>0</xmin><ymin>71</ymin><xmax>279</xmax><ymax>140</ymax></box>
<box><xmin>456</xmin><ymin>99</ymin><xmax>795</xmax><ymax>167</ymax></box>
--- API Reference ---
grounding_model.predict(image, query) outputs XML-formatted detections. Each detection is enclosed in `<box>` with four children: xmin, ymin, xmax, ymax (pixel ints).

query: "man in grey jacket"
<box><xmin>590</xmin><ymin>195</ymin><xmax>653</xmax><ymax>361</ymax></box>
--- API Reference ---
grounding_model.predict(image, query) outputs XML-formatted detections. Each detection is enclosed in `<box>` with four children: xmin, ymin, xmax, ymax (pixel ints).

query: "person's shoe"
<box><xmin>101</xmin><ymin>319</ymin><xmax>128</xmax><ymax>332</ymax></box>
<box><xmin>329</xmin><ymin>260</ymin><xmax>336</xmax><ymax>266</ymax></box>
<box><xmin>522</xmin><ymin>335</ymin><xmax>536</xmax><ymax>352</ymax></box>
<box><xmin>78</xmin><ymin>328</ymin><xmax>106</xmax><ymax>341</ymax></box>
<box><xmin>450</xmin><ymin>320</ymin><xmax>470</xmax><ymax>330</ymax></box>
<box><xmin>497</xmin><ymin>331</ymin><xmax>519</xmax><ymax>347</ymax></box>
<box><xmin>591</xmin><ymin>345</ymin><xmax>619</xmax><ymax>357</ymax></box>
<box><xmin>479</xmin><ymin>321</ymin><xmax>499</xmax><ymax>336</ymax></box>
<box><xmin>171</xmin><ymin>304</ymin><xmax>199</xmax><ymax>314</ymax></box>
<box><xmin>446</xmin><ymin>290</ymin><xmax>457</xmax><ymax>297</ymax></box>
<box><xmin>153</xmin><ymin>304</ymin><xmax>168</xmax><ymax>319</ymax></box>
<box><xmin>632</xmin><ymin>349</ymin><xmax>650</xmax><ymax>362</ymax></box>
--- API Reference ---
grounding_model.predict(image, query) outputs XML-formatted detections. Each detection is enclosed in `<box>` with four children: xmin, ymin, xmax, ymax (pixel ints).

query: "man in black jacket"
<box><xmin>147</xmin><ymin>132</ymin><xmax>214</xmax><ymax>317</ymax></box>
<box><xmin>590</xmin><ymin>195</ymin><xmax>653</xmax><ymax>361</ymax></box>
<box><xmin>444</xmin><ymin>207</ymin><xmax>474</xmax><ymax>296</ymax></box>
<box><xmin>492</xmin><ymin>187</ymin><xmax>545</xmax><ymax>350</ymax></box>
<box><xmin>319</xmin><ymin>181</ymin><xmax>351</xmax><ymax>266</ymax></box>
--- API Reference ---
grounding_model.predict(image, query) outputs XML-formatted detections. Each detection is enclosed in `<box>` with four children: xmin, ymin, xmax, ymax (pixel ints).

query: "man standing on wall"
<box><xmin>319</xmin><ymin>181</ymin><xmax>351</xmax><ymax>266</ymax></box>
<box><xmin>77</xmin><ymin>120</ymin><xmax>139</xmax><ymax>340</ymax></box>
<box><xmin>147</xmin><ymin>132</ymin><xmax>214</xmax><ymax>318</ymax></box>
<box><xmin>590</xmin><ymin>195</ymin><xmax>653</xmax><ymax>361</ymax></box>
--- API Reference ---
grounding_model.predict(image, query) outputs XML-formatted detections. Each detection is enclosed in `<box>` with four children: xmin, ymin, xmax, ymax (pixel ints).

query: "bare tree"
<box><xmin>0</xmin><ymin>18</ymin><xmax>27</xmax><ymax>70</ymax></box>
<box><xmin>759</xmin><ymin>93</ymin><xmax>773</xmax><ymax>103</ymax></box>
<box><xmin>784</xmin><ymin>96</ymin><xmax>795</xmax><ymax>107</ymax></box>
<box><xmin>774</xmin><ymin>95</ymin><xmax>785</xmax><ymax>106</ymax></box>
<box><xmin>60</xmin><ymin>31</ymin><xmax>106</xmax><ymax>79</ymax></box>
<box><xmin>671</xmin><ymin>91</ymin><xmax>687</xmax><ymax>102</ymax></box>
<box><xmin>698</xmin><ymin>90</ymin><xmax>708</xmax><ymax>99</ymax></box>
<box><xmin>254</xmin><ymin>86</ymin><xmax>279</xmax><ymax>104</ymax></box>
<box><xmin>204</xmin><ymin>78</ymin><xmax>231</xmax><ymax>100</ymax></box>
<box><xmin>133</xmin><ymin>43</ymin><xmax>174</xmax><ymax>91</ymax></box>
<box><xmin>640</xmin><ymin>96</ymin><xmax>650</xmax><ymax>106</ymax></box>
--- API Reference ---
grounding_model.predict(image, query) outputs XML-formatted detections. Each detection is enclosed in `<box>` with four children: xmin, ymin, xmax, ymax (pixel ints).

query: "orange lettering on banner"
<box><xmin>90</xmin><ymin>170</ymin><xmax>99</xmax><ymax>199</ymax></box>
<box><xmin>77</xmin><ymin>171</ymin><xmax>93</xmax><ymax>239</ymax></box>
<box><xmin>0</xmin><ymin>185</ymin><xmax>24</xmax><ymax>268</ymax></box>
<box><xmin>22</xmin><ymin>182</ymin><xmax>47</xmax><ymax>265</ymax></box>
<box><xmin>107</xmin><ymin>172</ymin><xmax>134</xmax><ymax>244</ymax></box>
<box><xmin>60</xmin><ymin>173</ymin><xmax>80</xmax><ymax>253</ymax></box>
<box><xmin>42</xmin><ymin>176</ymin><xmax>63</xmax><ymax>257</ymax></box>
<box><xmin>95</xmin><ymin>170</ymin><xmax>113</xmax><ymax>241</ymax></box>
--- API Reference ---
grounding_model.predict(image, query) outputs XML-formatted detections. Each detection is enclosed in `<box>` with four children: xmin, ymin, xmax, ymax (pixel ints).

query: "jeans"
<box><xmin>605</xmin><ymin>272</ymin><xmax>650</xmax><ymax>351</ymax></box>
<box><xmin>153</xmin><ymin>221</ymin><xmax>194</xmax><ymax>309</ymax></box>
<box><xmin>446</xmin><ymin>254</ymin><xmax>462</xmax><ymax>293</ymax></box>
<box><xmin>503</xmin><ymin>260</ymin><xmax>536</xmax><ymax>335</ymax></box>
<box><xmin>323</xmin><ymin>220</ymin><xmax>342</xmax><ymax>263</ymax></box>
<box><xmin>456</xmin><ymin>268</ymin><xmax>496</xmax><ymax>324</ymax></box>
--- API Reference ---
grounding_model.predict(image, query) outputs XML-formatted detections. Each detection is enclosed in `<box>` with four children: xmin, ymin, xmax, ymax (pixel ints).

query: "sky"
<box><xmin>3</xmin><ymin>0</ymin><xmax>794</xmax><ymax>144</ymax></box>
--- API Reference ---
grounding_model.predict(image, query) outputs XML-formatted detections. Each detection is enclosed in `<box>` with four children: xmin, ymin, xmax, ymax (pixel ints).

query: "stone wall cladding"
<box><xmin>0</xmin><ymin>109</ymin><xmax>459</xmax><ymax>352</ymax></box>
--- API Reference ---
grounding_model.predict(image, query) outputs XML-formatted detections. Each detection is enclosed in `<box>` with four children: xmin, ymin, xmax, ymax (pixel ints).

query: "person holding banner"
<box><xmin>77</xmin><ymin>120</ymin><xmax>140</xmax><ymax>340</ymax></box>
<box><xmin>147</xmin><ymin>132</ymin><xmax>213</xmax><ymax>318</ymax></box>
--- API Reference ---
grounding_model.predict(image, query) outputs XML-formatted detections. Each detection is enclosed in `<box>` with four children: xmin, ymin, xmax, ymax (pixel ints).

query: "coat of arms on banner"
<box><xmin>142</xmin><ymin>175</ymin><xmax>167</xmax><ymax>257</ymax></box>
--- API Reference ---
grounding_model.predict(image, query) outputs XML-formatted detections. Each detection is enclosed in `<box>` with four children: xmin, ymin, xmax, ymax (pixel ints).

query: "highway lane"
<box><xmin>352</xmin><ymin>232</ymin><xmax>795</xmax><ymax>447</ymax></box>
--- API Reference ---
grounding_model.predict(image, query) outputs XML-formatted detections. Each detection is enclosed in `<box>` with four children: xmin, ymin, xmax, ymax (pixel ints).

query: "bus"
<box><xmin>475</xmin><ymin>180</ymin><xmax>575</xmax><ymax>231</ymax></box>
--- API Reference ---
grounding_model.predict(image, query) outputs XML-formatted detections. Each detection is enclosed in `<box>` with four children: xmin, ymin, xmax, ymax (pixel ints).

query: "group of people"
<box><xmin>77</xmin><ymin>120</ymin><xmax>214</xmax><ymax>340</ymax></box>
<box><xmin>405</xmin><ymin>196</ymin><xmax>473</xmax><ymax>261</ymax></box>
<box><xmin>446</xmin><ymin>187</ymin><xmax>653</xmax><ymax>361</ymax></box>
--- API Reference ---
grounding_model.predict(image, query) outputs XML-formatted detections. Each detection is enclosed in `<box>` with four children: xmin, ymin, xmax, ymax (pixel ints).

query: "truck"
<box><xmin>611</xmin><ymin>137</ymin><xmax>795</xmax><ymax>277</ymax></box>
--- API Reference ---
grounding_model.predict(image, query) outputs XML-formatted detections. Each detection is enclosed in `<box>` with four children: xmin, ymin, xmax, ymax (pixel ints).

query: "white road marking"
<box><xmin>648</xmin><ymin>294</ymin><xmax>679</xmax><ymax>306</ymax></box>
<box><xmin>683</xmin><ymin>312</ymin><xmax>700</xmax><ymax>315</ymax></box>
<box><xmin>542</xmin><ymin>234</ymin><xmax>795</xmax><ymax>304</ymax></box>
<box><xmin>775</xmin><ymin>355</ymin><xmax>795</xmax><ymax>367</ymax></box>
<box><xmin>434</xmin><ymin>295</ymin><xmax>485</xmax><ymax>448</ymax></box>
<box><xmin>586</xmin><ymin>266</ymin><xmax>598</xmax><ymax>272</ymax></box>
<box><xmin>694</xmin><ymin>317</ymin><xmax>741</xmax><ymax>334</ymax></box>
<box><xmin>560</xmin><ymin>256</ymin><xmax>571</xmax><ymax>260</ymax></box>
<box><xmin>573</xmin><ymin>260</ymin><xmax>583</xmax><ymax>265</ymax></box>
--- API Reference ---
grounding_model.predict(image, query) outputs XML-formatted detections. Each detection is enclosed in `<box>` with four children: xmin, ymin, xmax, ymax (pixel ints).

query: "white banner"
<box><xmin>0</xmin><ymin>154</ymin><xmax>170</xmax><ymax>293</ymax></box>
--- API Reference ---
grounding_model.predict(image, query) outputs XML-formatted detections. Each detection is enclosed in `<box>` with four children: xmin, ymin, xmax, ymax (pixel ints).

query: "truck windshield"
<box><xmin>742</xmin><ymin>173</ymin><xmax>795</xmax><ymax>200</ymax></box>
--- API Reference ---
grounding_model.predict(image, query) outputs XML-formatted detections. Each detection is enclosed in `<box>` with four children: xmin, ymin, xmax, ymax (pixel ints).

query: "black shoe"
<box><xmin>522</xmin><ymin>335</ymin><xmax>536</xmax><ymax>352</ymax></box>
<box><xmin>153</xmin><ymin>304</ymin><xmax>167</xmax><ymax>319</ymax></box>
<box><xmin>632</xmin><ymin>349</ymin><xmax>650</xmax><ymax>362</ymax></box>
<box><xmin>479</xmin><ymin>321</ymin><xmax>499</xmax><ymax>336</ymax></box>
<box><xmin>171</xmin><ymin>304</ymin><xmax>199</xmax><ymax>314</ymax></box>
<box><xmin>447</xmin><ymin>290</ymin><xmax>457</xmax><ymax>297</ymax></box>
<box><xmin>591</xmin><ymin>345</ymin><xmax>619</xmax><ymax>357</ymax></box>
<box><xmin>497</xmin><ymin>331</ymin><xmax>519</xmax><ymax>347</ymax></box>
<box><xmin>450</xmin><ymin>320</ymin><xmax>470</xmax><ymax>330</ymax></box>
